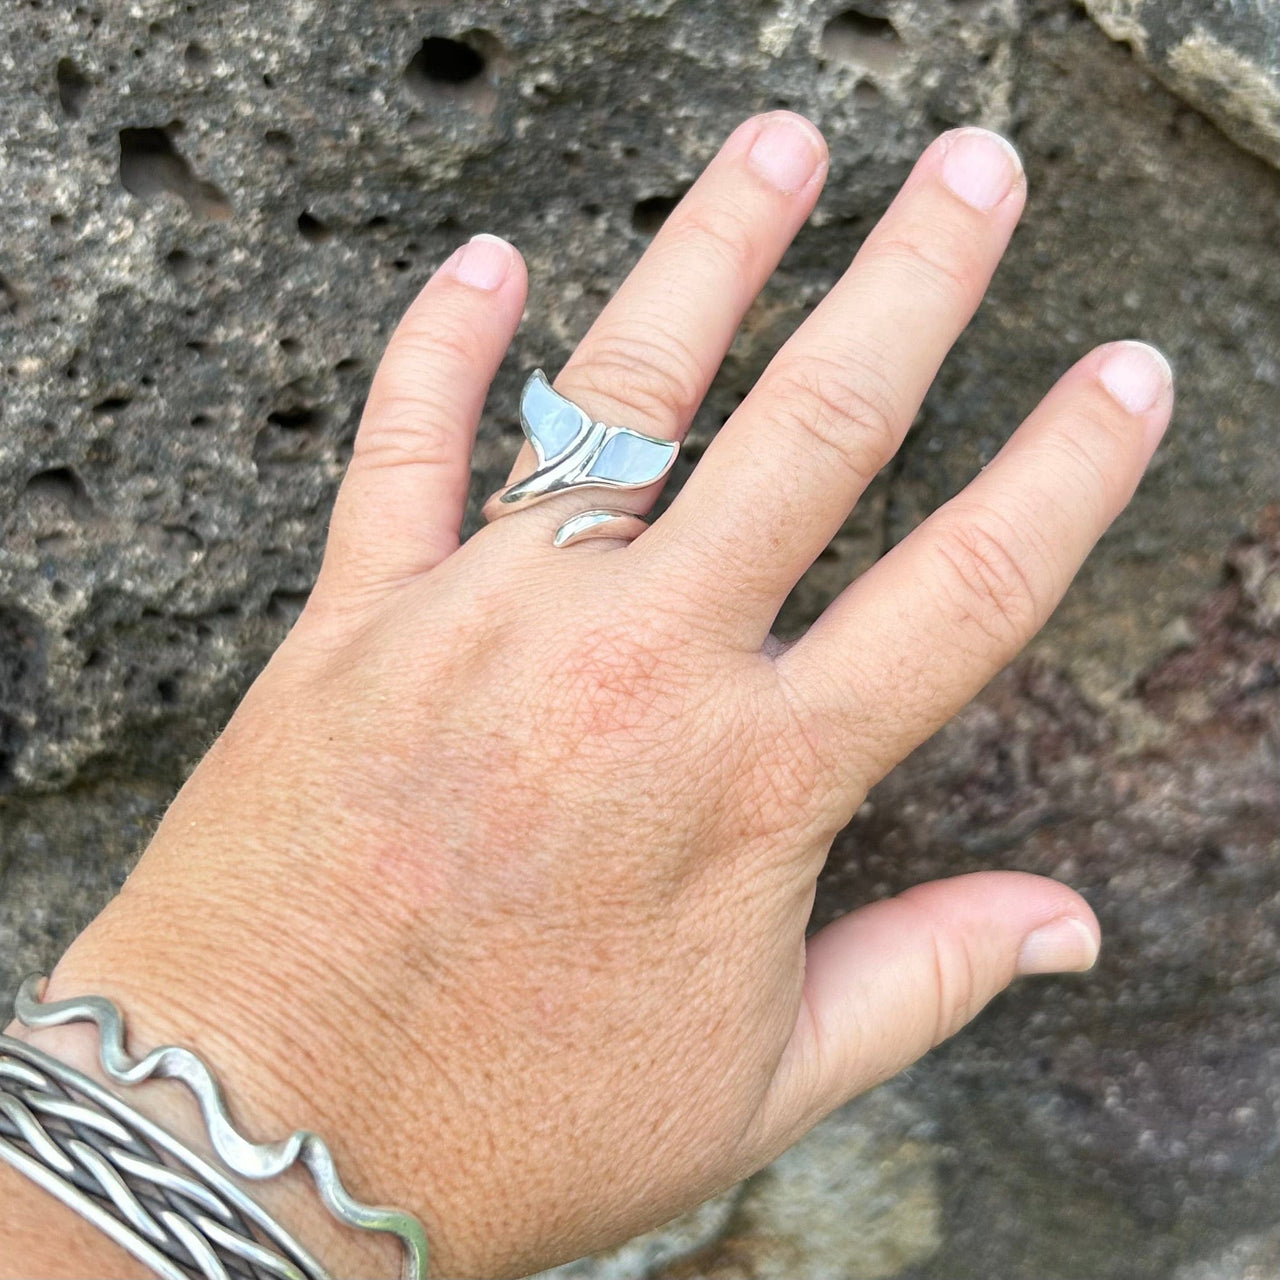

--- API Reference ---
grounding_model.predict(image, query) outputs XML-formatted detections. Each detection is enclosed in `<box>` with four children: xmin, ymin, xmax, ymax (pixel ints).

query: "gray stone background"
<box><xmin>1</xmin><ymin>0</ymin><xmax>1277</xmax><ymax>1276</ymax></box>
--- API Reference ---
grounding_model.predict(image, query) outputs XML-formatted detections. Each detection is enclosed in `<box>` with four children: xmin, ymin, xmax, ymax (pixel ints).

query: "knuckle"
<box><xmin>931</xmin><ymin>509</ymin><xmax>1044</xmax><ymax>649</ymax></box>
<box><xmin>353</xmin><ymin>400</ymin><xmax>458</xmax><ymax>473</ymax></box>
<box><xmin>388</xmin><ymin>317</ymin><xmax>480</xmax><ymax>375</ymax></box>
<box><xmin>763</xmin><ymin>353</ymin><xmax>902</xmax><ymax>487</ymax></box>
<box><xmin>870</xmin><ymin>229</ymin><xmax>978</xmax><ymax>309</ymax></box>
<box><xmin>567</xmin><ymin>326</ymin><xmax>705</xmax><ymax>434</ymax></box>
<box><xmin>664</xmin><ymin>199</ymin><xmax>759</xmax><ymax>277</ymax></box>
<box><xmin>1038</xmin><ymin>428</ymin><xmax>1116</xmax><ymax>523</ymax></box>
<box><xmin>1044</xmin><ymin>397</ymin><xmax>1139</xmax><ymax>518</ymax></box>
<box><xmin>926</xmin><ymin>924</ymin><xmax>983</xmax><ymax>1045</ymax></box>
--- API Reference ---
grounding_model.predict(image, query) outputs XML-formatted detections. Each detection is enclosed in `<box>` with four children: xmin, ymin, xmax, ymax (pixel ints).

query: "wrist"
<box><xmin>8</xmin><ymin>662</ymin><xmax>543</xmax><ymax>1279</ymax></box>
<box><xmin>0</xmin><ymin>1158</ymin><xmax>147</xmax><ymax>1279</ymax></box>
<box><xmin>16</xmin><ymin>906</ymin><xmax>408</xmax><ymax>1280</ymax></box>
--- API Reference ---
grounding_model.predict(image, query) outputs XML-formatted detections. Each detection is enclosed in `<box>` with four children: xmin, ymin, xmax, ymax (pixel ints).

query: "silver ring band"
<box><xmin>483</xmin><ymin>370</ymin><xmax>678</xmax><ymax>546</ymax></box>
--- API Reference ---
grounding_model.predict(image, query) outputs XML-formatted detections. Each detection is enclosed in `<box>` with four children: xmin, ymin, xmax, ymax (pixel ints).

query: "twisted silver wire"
<box><xmin>13</xmin><ymin>977</ymin><xmax>429</xmax><ymax>1279</ymax></box>
<box><xmin>1</xmin><ymin>1037</ymin><xmax>317</xmax><ymax>1279</ymax></box>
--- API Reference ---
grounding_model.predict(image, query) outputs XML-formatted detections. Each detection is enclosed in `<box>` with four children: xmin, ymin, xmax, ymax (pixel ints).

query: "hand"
<box><xmin>10</xmin><ymin>114</ymin><xmax>1172</xmax><ymax>1278</ymax></box>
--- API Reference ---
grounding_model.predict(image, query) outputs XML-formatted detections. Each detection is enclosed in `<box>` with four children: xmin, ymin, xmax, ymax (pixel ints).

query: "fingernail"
<box><xmin>1016</xmin><ymin>917</ymin><xmax>1100</xmax><ymax>976</ymax></box>
<box><xmin>1098</xmin><ymin>341</ymin><xmax>1173</xmax><ymax>415</ymax></box>
<box><xmin>747</xmin><ymin>114</ymin><xmax>825</xmax><ymax>193</ymax></box>
<box><xmin>940</xmin><ymin>128</ymin><xmax>1022</xmax><ymax>212</ymax></box>
<box><xmin>451</xmin><ymin>233</ymin><xmax>514</xmax><ymax>290</ymax></box>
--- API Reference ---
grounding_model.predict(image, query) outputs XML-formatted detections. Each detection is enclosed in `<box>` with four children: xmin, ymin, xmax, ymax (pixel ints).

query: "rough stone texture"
<box><xmin>1172</xmin><ymin>1225</ymin><xmax>1280</xmax><ymax>1280</ymax></box>
<box><xmin>1084</xmin><ymin>0</ymin><xmax>1280</xmax><ymax>164</ymax></box>
<box><xmin>1</xmin><ymin>1</ymin><xmax>1277</xmax><ymax>1277</ymax></box>
<box><xmin>657</xmin><ymin>1090</ymin><xmax>942</xmax><ymax>1280</ymax></box>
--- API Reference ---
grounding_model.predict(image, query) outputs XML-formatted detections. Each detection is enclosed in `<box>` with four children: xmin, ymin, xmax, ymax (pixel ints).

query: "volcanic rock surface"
<box><xmin>1</xmin><ymin>1</ymin><xmax>1276</xmax><ymax>1276</ymax></box>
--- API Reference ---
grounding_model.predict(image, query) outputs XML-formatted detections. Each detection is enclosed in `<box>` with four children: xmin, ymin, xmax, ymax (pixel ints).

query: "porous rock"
<box><xmin>1084</xmin><ymin>0</ymin><xmax>1280</xmax><ymax>164</ymax></box>
<box><xmin>1</xmin><ymin>1</ymin><xmax>1277</xmax><ymax>1276</ymax></box>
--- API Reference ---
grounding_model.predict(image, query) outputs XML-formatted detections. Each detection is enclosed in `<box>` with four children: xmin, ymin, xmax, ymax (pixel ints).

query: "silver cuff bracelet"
<box><xmin>2</xmin><ymin>977</ymin><xmax>428</xmax><ymax>1280</ymax></box>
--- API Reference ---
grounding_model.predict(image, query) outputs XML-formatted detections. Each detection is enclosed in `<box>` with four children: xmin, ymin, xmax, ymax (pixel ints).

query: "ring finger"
<box><xmin>489</xmin><ymin>111</ymin><xmax>828</xmax><ymax>544</ymax></box>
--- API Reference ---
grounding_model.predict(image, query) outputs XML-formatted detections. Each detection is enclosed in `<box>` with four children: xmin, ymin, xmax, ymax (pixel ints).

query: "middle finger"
<box><xmin>655</xmin><ymin>128</ymin><xmax>1027</xmax><ymax>640</ymax></box>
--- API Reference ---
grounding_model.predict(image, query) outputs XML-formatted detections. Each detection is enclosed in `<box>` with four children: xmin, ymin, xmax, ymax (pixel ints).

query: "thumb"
<box><xmin>753</xmin><ymin>871</ymin><xmax>1099</xmax><ymax>1154</ymax></box>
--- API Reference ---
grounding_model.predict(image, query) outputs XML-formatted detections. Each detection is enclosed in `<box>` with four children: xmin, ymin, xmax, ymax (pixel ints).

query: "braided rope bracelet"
<box><xmin>0</xmin><ymin>1035</ymin><xmax>322</xmax><ymax>1279</ymax></box>
<box><xmin>3</xmin><ymin>978</ymin><xmax>428</xmax><ymax>1280</ymax></box>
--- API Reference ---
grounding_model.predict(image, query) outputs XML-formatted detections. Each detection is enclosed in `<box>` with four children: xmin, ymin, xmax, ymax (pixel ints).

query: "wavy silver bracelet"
<box><xmin>3</xmin><ymin>977</ymin><xmax>428</xmax><ymax>1280</ymax></box>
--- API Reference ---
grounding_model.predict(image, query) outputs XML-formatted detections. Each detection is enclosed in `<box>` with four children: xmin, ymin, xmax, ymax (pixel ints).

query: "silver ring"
<box><xmin>483</xmin><ymin>370</ymin><xmax>678</xmax><ymax>546</ymax></box>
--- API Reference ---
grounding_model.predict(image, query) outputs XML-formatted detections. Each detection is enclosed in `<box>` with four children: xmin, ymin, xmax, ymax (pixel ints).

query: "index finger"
<box><xmin>779</xmin><ymin>341</ymin><xmax>1174</xmax><ymax>790</ymax></box>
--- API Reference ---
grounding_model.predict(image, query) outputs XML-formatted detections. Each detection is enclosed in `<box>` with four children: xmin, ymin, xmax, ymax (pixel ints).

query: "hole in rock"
<box><xmin>184</xmin><ymin>41</ymin><xmax>209</xmax><ymax>68</ymax></box>
<box><xmin>406</xmin><ymin>36</ymin><xmax>485</xmax><ymax>93</ymax></box>
<box><xmin>0</xmin><ymin>710</ymin><xmax>23</xmax><ymax>792</ymax></box>
<box><xmin>631</xmin><ymin>192</ymin><xmax>684</xmax><ymax>236</ymax></box>
<box><xmin>56</xmin><ymin>57</ymin><xmax>90</xmax><ymax>118</ymax></box>
<box><xmin>1192</xmin><ymin>843</ymin><xmax>1226</xmax><ymax>876</ymax></box>
<box><xmin>0</xmin><ymin>275</ymin><xmax>22</xmax><ymax>317</ymax></box>
<box><xmin>91</xmin><ymin>391</ymin><xmax>132</xmax><ymax>412</ymax></box>
<box><xmin>854</xmin><ymin>80</ymin><xmax>882</xmax><ymax>108</ymax></box>
<box><xmin>266</xmin><ymin>404</ymin><xmax>323</xmax><ymax>431</ymax></box>
<box><xmin>296</xmin><ymin>211</ymin><xmax>331</xmax><ymax>242</ymax></box>
<box><xmin>820</xmin><ymin>9</ymin><xmax>903</xmax><ymax>74</ymax></box>
<box><xmin>264</xmin><ymin>128</ymin><xmax>294</xmax><ymax>152</ymax></box>
<box><xmin>23</xmin><ymin>466</ymin><xmax>94</xmax><ymax>518</ymax></box>
<box><xmin>164</xmin><ymin>247</ymin><xmax>197</xmax><ymax>280</ymax></box>
<box><xmin>91</xmin><ymin>395</ymin><xmax>132</xmax><ymax>414</ymax></box>
<box><xmin>119</xmin><ymin>125</ymin><xmax>232</xmax><ymax>220</ymax></box>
